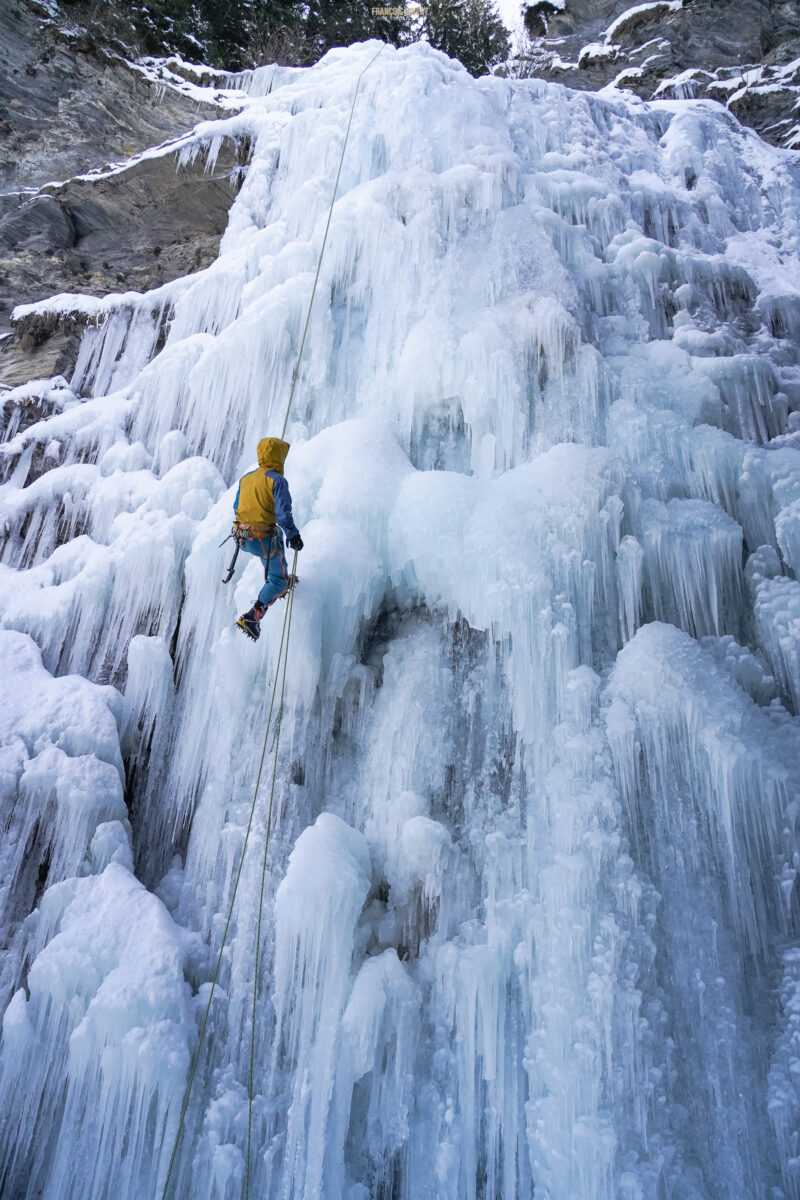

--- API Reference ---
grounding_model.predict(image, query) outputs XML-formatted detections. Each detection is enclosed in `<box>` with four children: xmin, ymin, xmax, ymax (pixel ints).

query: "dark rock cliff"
<box><xmin>521</xmin><ymin>0</ymin><xmax>800</xmax><ymax>150</ymax></box>
<box><xmin>0</xmin><ymin>0</ymin><xmax>248</xmax><ymax>385</ymax></box>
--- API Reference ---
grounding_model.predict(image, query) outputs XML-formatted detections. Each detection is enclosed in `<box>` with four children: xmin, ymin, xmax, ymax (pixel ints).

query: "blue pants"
<box><xmin>243</xmin><ymin>533</ymin><xmax>289</xmax><ymax>609</ymax></box>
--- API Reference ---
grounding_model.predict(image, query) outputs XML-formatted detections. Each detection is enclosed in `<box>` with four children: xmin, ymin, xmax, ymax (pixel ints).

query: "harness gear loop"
<box><xmin>236</xmin><ymin>522</ymin><xmax>278</xmax><ymax>539</ymax></box>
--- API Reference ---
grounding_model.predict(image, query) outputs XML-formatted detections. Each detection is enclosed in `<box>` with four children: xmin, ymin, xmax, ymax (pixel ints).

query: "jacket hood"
<box><xmin>257</xmin><ymin>437</ymin><xmax>290</xmax><ymax>473</ymax></box>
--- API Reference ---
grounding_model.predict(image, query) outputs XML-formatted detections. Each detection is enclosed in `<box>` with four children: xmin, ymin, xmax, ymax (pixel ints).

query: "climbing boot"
<box><xmin>236</xmin><ymin>603</ymin><xmax>265</xmax><ymax>641</ymax></box>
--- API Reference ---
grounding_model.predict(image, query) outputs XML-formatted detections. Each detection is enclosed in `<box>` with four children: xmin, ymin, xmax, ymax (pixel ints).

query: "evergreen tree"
<box><xmin>246</xmin><ymin>0</ymin><xmax>308</xmax><ymax>66</ymax></box>
<box><xmin>195</xmin><ymin>0</ymin><xmax>251</xmax><ymax>65</ymax></box>
<box><xmin>424</xmin><ymin>0</ymin><xmax>510</xmax><ymax>76</ymax></box>
<box><xmin>303</xmin><ymin>0</ymin><xmax>413</xmax><ymax>63</ymax></box>
<box><xmin>63</xmin><ymin>0</ymin><xmax>506</xmax><ymax>75</ymax></box>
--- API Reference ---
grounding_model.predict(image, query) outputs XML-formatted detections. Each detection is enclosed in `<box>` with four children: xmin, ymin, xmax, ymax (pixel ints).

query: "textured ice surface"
<box><xmin>0</xmin><ymin>862</ymin><xmax>191</xmax><ymax>1200</ymax></box>
<box><xmin>1</xmin><ymin>38</ymin><xmax>800</xmax><ymax>1200</ymax></box>
<box><xmin>0</xmin><ymin>630</ymin><xmax>127</xmax><ymax>996</ymax></box>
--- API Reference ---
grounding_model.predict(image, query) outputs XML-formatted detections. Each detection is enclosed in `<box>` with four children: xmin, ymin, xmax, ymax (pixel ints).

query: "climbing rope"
<box><xmin>159</xmin><ymin>38</ymin><xmax>387</xmax><ymax>1200</ymax></box>
<box><xmin>245</xmin><ymin>565</ymin><xmax>296</xmax><ymax>1199</ymax></box>
<box><xmin>280</xmin><ymin>40</ymin><xmax>387</xmax><ymax>440</ymax></box>
<box><xmin>159</xmin><ymin>561</ymin><xmax>296</xmax><ymax>1200</ymax></box>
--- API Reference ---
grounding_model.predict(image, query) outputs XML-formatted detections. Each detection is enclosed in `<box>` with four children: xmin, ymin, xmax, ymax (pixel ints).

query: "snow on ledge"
<box><xmin>12</xmin><ymin>294</ymin><xmax>114</xmax><ymax>324</ymax></box>
<box><xmin>11</xmin><ymin>277</ymin><xmax>193</xmax><ymax>327</ymax></box>
<box><xmin>604</xmin><ymin>0</ymin><xmax>683</xmax><ymax>44</ymax></box>
<box><xmin>578</xmin><ymin>1</ymin><xmax>683</xmax><ymax>69</ymax></box>
<box><xmin>579</xmin><ymin>42</ymin><xmax>618</xmax><ymax>65</ymax></box>
<box><xmin>127</xmin><ymin>55</ymin><xmax>248</xmax><ymax>111</ymax></box>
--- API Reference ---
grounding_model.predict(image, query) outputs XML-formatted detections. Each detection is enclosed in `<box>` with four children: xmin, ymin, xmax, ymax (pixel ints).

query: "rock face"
<box><xmin>522</xmin><ymin>0</ymin><xmax>800</xmax><ymax>149</ymax></box>
<box><xmin>0</xmin><ymin>0</ymin><xmax>224</xmax><ymax>190</ymax></box>
<box><xmin>0</xmin><ymin>135</ymin><xmax>249</xmax><ymax>383</ymax></box>
<box><xmin>0</xmin><ymin>0</ymin><xmax>248</xmax><ymax>385</ymax></box>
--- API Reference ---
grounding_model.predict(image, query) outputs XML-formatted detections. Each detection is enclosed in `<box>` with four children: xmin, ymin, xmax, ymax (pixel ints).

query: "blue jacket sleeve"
<box><xmin>233</xmin><ymin>481</ymin><xmax>241</xmax><ymax>514</ymax></box>
<box><xmin>270</xmin><ymin>473</ymin><xmax>300</xmax><ymax>540</ymax></box>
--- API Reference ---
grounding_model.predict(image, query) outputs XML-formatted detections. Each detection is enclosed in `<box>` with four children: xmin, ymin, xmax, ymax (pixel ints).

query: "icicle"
<box><xmin>638</xmin><ymin>497</ymin><xmax>743</xmax><ymax>638</ymax></box>
<box><xmin>271</xmin><ymin>813</ymin><xmax>372</xmax><ymax>1200</ymax></box>
<box><xmin>326</xmin><ymin>950</ymin><xmax>419</xmax><ymax>1198</ymax></box>
<box><xmin>0</xmin><ymin>630</ymin><xmax>126</xmax><ymax>1000</ymax></box>
<box><xmin>1</xmin><ymin>38</ymin><xmax>800</xmax><ymax>1200</ymax></box>
<box><xmin>616</xmin><ymin>535</ymin><xmax>643</xmax><ymax>643</ymax></box>
<box><xmin>0</xmin><ymin>863</ymin><xmax>191</xmax><ymax>1200</ymax></box>
<box><xmin>752</xmin><ymin>573</ymin><xmax>800</xmax><ymax>712</ymax></box>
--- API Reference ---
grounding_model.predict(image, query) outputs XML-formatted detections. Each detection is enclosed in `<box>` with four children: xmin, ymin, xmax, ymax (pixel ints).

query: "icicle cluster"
<box><xmin>1</xmin><ymin>38</ymin><xmax>800</xmax><ymax>1200</ymax></box>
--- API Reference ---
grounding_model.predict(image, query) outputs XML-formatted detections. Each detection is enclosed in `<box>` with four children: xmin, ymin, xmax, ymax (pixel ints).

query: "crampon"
<box><xmin>236</xmin><ymin>605</ymin><xmax>265</xmax><ymax>641</ymax></box>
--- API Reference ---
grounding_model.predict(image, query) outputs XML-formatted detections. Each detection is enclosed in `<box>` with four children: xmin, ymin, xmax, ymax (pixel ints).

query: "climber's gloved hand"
<box><xmin>288</xmin><ymin>534</ymin><xmax>304</xmax><ymax>552</ymax></box>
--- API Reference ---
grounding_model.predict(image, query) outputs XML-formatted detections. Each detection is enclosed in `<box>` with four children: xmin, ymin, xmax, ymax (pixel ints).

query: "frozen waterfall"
<box><xmin>2</xmin><ymin>38</ymin><xmax>800</xmax><ymax>1200</ymax></box>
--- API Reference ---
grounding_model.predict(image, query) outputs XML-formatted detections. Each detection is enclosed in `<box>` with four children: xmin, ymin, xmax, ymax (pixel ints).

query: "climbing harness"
<box><xmin>160</xmin><ymin>39</ymin><xmax>387</xmax><ymax>1200</ymax></box>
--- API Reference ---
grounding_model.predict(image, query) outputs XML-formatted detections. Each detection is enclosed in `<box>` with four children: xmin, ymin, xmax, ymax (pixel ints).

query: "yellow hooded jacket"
<box><xmin>234</xmin><ymin>438</ymin><xmax>298</xmax><ymax>536</ymax></box>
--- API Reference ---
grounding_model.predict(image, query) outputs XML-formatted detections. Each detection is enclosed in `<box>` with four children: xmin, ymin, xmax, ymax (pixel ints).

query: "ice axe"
<box><xmin>220</xmin><ymin>525</ymin><xmax>246</xmax><ymax>584</ymax></box>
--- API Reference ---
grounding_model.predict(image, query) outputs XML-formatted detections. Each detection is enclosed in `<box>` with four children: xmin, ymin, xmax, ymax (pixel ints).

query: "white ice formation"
<box><xmin>1</xmin><ymin>38</ymin><xmax>800</xmax><ymax>1200</ymax></box>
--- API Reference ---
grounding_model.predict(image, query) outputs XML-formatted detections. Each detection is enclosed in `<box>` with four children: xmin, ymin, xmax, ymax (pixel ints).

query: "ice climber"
<box><xmin>233</xmin><ymin>437</ymin><xmax>303</xmax><ymax>641</ymax></box>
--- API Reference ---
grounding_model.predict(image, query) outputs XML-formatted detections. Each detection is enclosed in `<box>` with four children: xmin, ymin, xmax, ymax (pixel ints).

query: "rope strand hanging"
<box><xmin>245</xmin><ymin>568</ymin><xmax>296</xmax><ymax>1200</ymax></box>
<box><xmin>159</xmin><ymin>568</ymin><xmax>295</xmax><ymax>1200</ymax></box>
<box><xmin>158</xmin><ymin>39</ymin><xmax>386</xmax><ymax>1200</ymax></box>
<box><xmin>280</xmin><ymin>41</ymin><xmax>386</xmax><ymax>440</ymax></box>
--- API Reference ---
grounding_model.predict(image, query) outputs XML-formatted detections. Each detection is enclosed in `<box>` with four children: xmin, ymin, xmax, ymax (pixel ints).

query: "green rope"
<box><xmin>160</xmin><ymin>39</ymin><xmax>387</xmax><ymax>1200</ymax></box>
<box><xmin>243</xmin><ymin>43</ymin><xmax>386</xmax><ymax>1191</ymax></box>
<box><xmin>244</xmin><ymin>560</ymin><xmax>297</xmax><ymax>1200</ymax></box>
<box><xmin>158</xmin><ymin>577</ymin><xmax>294</xmax><ymax>1200</ymax></box>
<box><xmin>280</xmin><ymin>41</ymin><xmax>386</xmax><ymax>440</ymax></box>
